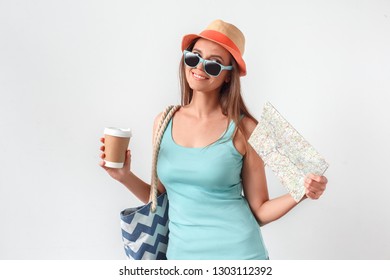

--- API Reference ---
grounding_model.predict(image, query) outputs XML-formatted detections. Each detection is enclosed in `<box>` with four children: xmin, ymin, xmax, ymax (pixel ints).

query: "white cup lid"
<box><xmin>104</xmin><ymin>127</ymin><xmax>132</xmax><ymax>138</ymax></box>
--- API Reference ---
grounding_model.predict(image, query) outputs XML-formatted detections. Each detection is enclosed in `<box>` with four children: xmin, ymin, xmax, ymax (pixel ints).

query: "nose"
<box><xmin>196</xmin><ymin>60</ymin><xmax>205</xmax><ymax>73</ymax></box>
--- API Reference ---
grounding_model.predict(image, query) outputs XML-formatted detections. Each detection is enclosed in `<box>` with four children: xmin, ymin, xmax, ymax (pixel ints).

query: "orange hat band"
<box><xmin>199</xmin><ymin>30</ymin><xmax>241</xmax><ymax>55</ymax></box>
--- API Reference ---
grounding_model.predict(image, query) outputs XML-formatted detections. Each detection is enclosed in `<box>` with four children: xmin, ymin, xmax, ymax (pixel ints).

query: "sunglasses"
<box><xmin>183</xmin><ymin>50</ymin><xmax>233</xmax><ymax>77</ymax></box>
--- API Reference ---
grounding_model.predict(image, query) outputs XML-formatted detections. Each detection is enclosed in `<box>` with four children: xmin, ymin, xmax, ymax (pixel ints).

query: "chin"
<box><xmin>188</xmin><ymin>82</ymin><xmax>217</xmax><ymax>93</ymax></box>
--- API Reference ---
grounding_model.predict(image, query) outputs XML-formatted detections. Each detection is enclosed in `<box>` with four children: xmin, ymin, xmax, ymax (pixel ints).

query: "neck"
<box><xmin>187</xmin><ymin>90</ymin><xmax>222</xmax><ymax>119</ymax></box>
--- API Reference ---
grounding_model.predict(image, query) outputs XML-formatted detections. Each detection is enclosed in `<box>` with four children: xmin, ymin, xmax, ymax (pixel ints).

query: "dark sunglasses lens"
<box><xmin>184</xmin><ymin>52</ymin><xmax>200</xmax><ymax>67</ymax></box>
<box><xmin>204</xmin><ymin>62</ymin><xmax>221</xmax><ymax>76</ymax></box>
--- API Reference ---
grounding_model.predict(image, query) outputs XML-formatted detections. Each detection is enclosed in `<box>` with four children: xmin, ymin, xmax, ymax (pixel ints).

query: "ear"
<box><xmin>225</xmin><ymin>74</ymin><xmax>231</xmax><ymax>83</ymax></box>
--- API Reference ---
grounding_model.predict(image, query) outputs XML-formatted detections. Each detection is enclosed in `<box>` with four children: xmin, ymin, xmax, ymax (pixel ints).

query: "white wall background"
<box><xmin>0</xmin><ymin>0</ymin><xmax>389</xmax><ymax>260</ymax></box>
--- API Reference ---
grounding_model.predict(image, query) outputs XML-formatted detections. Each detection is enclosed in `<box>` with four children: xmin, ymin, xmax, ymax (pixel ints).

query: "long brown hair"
<box><xmin>179</xmin><ymin>40</ymin><xmax>258</xmax><ymax>140</ymax></box>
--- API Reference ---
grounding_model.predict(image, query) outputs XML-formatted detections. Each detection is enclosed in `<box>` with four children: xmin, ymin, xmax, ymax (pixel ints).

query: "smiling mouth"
<box><xmin>192</xmin><ymin>71</ymin><xmax>208</xmax><ymax>80</ymax></box>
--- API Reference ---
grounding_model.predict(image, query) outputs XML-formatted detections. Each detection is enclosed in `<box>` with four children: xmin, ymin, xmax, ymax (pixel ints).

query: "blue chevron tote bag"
<box><xmin>119</xmin><ymin>105</ymin><xmax>180</xmax><ymax>260</ymax></box>
<box><xmin>120</xmin><ymin>192</ymin><xmax>169</xmax><ymax>260</ymax></box>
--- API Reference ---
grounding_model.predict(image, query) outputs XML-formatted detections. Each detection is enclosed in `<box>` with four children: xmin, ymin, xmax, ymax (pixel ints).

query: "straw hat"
<box><xmin>181</xmin><ymin>19</ymin><xmax>247</xmax><ymax>76</ymax></box>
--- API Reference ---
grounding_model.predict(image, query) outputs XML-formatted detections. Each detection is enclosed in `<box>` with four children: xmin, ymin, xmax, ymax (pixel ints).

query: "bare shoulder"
<box><xmin>153</xmin><ymin>111</ymin><xmax>164</xmax><ymax>137</ymax></box>
<box><xmin>153</xmin><ymin>106</ymin><xmax>181</xmax><ymax>136</ymax></box>
<box><xmin>154</xmin><ymin>105</ymin><xmax>183</xmax><ymax>124</ymax></box>
<box><xmin>233</xmin><ymin>116</ymin><xmax>258</xmax><ymax>156</ymax></box>
<box><xmin>240</xmin><ymin>116</ymin><xmax>258</xmax><ymax>140</ymax></box>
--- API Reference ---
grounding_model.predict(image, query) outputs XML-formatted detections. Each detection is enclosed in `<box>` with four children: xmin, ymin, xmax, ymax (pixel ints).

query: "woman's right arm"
<box><xmin>99</xmin><ymin>112</ymin><xmax>166</xmax><ymax>203</ymax></box>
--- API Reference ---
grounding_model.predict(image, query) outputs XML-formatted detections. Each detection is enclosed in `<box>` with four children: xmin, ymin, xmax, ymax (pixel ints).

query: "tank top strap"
<box><xmin>165</xmin><ymin>118</ymin><xmax>174</xmax><ymax>144</ymax></box>
<box><xmin>220</xmin><ymin>119</ymin><xmax>237</xmax><ymax>142</ymax></box>
<box><xmin>220</xmin><ymin>114</ymin><xmax>245</xmax><ymax>141</ymax></box>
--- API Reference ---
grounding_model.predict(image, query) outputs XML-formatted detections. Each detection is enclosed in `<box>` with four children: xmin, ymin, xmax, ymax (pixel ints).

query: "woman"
<box><xmin>99</xmin><ymin>19</ymin><xmax>328</xmax><ymax>260</ymax></box>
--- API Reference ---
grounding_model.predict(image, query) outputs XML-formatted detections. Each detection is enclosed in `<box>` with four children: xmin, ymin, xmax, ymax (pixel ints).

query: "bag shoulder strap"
<box><xmin>150</xmin><ymin>105</ymin><xmax>181</xmax><ymax>212</ymax></box>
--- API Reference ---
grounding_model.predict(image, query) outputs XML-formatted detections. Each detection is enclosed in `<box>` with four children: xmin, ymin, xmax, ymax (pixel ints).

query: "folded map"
<box><xmin>248</xmin><ymin>102</ymin><xmax>329</xmax><ymax>202</ymax></box>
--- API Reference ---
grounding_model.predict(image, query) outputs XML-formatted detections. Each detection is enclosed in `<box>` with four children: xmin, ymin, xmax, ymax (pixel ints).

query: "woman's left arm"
<box><xmin>239</xmin><ymin>117</ymin><xmax>328</xmax><ymax>226</ymax></box>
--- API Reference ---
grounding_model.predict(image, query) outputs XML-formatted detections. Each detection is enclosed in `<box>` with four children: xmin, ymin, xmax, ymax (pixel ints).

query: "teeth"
<box><xmin>193</xmin><ymin>72</ymin><xmax>206</xmax><ymax>79</ymax></box>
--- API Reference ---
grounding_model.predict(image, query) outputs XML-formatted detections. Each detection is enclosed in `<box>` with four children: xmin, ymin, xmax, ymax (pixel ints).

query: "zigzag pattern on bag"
<box><xmin>120</xmin><ymin>193</ymin><xmax>169</xmax><ymax>260</ymax></box>
<box><xmin>120</xmin><ymin>196</ymin><xmax>168</xmax><ymax>233</ymax></box>
<box><xmin>124</xmin><ymin>233</ymin><xmax>168</xmax><ymax>260</ymax></box>
<box><xmin>121</xmin><ymin>204</ymin><xmax>168</xmax><ymax>242</ymax></box>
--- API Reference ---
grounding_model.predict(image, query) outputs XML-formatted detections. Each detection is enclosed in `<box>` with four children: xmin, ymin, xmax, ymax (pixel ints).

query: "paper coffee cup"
<box><xmin>104</xmin><ymin>127</ymin><xmax>132</xmax><ymax>168</ymax></box>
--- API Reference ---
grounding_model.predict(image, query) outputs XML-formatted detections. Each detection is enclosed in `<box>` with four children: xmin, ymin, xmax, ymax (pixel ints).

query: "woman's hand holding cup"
<box><xmin>99</xmin><ymin>127</ymin><xmax>132</xmax><ymax>183</ymax></box>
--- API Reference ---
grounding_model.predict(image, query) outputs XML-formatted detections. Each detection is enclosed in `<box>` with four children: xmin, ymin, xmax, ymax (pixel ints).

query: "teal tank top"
<box><xmin>157</xmin><ymin>117</ymin><xmax>268</xmax><ymax>260</ymax></box>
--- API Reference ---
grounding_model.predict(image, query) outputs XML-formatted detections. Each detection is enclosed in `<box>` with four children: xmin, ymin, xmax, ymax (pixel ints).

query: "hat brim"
<box><xmin>181</xmin><ymin>34</ymin><xmax>247</xmax><ymax>77</ymax></box>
